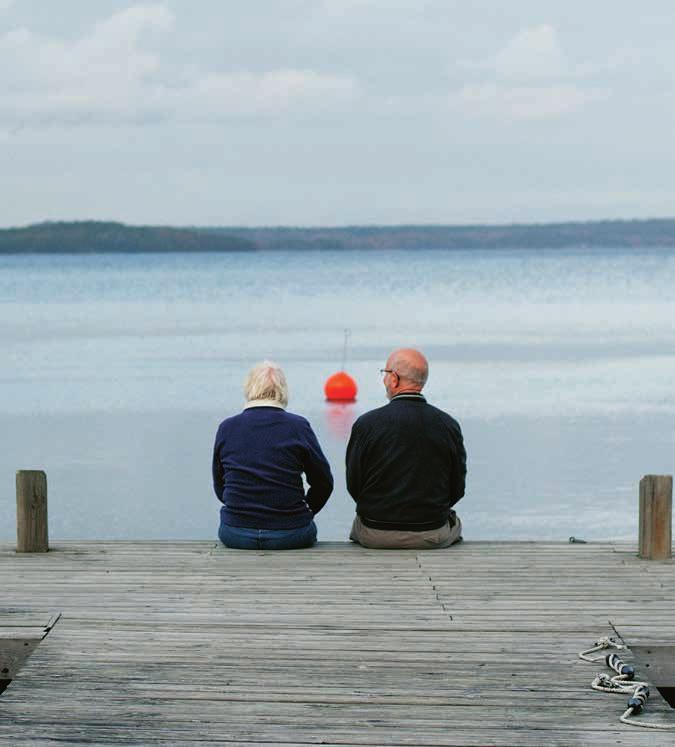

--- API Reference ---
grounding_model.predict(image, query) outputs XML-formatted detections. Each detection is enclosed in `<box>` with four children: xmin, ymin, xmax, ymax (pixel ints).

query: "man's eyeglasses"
<box><xmin>380</xmin><ymin>368</ymin><xmax>396</xmax><ymax>377</ymax></box>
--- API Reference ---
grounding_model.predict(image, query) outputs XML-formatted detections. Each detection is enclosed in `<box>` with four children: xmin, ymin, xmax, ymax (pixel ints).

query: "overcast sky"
<box><xmin>2</xmin><ymin>1</ymin><xmax>675</xmax><ymax>227</ymax></box>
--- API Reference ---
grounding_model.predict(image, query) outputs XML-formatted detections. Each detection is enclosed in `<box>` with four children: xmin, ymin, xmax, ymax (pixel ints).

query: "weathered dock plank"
<box><xmin>0</xmin><ymin>540</ymin><xmax>673</xmax><ymax>745</ymax></box>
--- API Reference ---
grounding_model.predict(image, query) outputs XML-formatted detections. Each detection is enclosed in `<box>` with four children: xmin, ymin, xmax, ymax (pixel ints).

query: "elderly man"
<box><xmin>346</xmin><ymin>348</ymin><xmax>466</xmax><ymax>549</ymax></box>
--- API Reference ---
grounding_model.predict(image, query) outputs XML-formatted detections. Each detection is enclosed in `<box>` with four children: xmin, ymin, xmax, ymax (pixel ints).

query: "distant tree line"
<box><xmin>213</xmin><ymin>219</ymin><xmax>675</xmax><ymax>250</ymax></box>
<box><xmin>3</xmin><ymin>218</ymin><xmax>675</xmax><ymax>254</ymax></box>
<box><xmin>0</xmin><ymin>221</ymin><xmax>255</xmax><ymax>254</ymax></box>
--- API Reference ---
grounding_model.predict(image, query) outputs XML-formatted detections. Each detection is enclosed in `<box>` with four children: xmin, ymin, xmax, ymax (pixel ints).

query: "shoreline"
<box><xmin>5</xmin><ymin>218</ymin><xmax>675</xmax><ymax>254</ymax></box>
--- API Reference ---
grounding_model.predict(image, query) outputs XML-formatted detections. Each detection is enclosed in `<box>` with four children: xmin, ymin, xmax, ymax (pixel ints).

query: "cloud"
<box><xmin>452</xmin><ymin>82</ymin><xmax>608</xmax><ymax>121</ymax></box>
<box><xmin>0</xmin><ymin>4</ymin><xmax>358</xmax><ymax>127</ymax></box>
<box><xmin>173</xmin><ymin>69</ymin><xmax>357</xmax><ymax>118</ymax></box>
<box><xmin>0</xmin><ymin>0</ymin><xmax>14</xmax><ymax>10</ymax></box>
<box><xmin>0</xmin><ymin>4</ymin><xmax>174</xmax><ymax>123</ymax></box>
<box><xmin>494</xmin><ymin>24</ymin><xmax>566</xmax><ymax>80</ymax></box>
<box><xmin>319</xmin><ymin>0</ymin><xmax>404</xmax><ymax>14</ymax></box>
<box><xmin>454</xmin><ymin>25</ymin><xmax>609</xmax><ymax>121</ymax></box>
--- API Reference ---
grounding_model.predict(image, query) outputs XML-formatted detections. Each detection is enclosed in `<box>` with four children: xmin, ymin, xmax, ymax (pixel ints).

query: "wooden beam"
<box><xmin>0</xmin><ymin>638</ymin><xmax>42</xmax><ymax>681</ymax></box>
<box><xmin>15</xmin><ymin>470</ymin><xmax>48</xmax><ymax>553</ymax></box>
<box><xmin>638</xmin><ymin>474</ymin><xmax>672</xmax><ymax>560</ymax></box>
<box><xmin>0</xmin><ymin>611</ymin><xmax>60</xmax><ymax>697</ymax></box>
<box><xmin>629</xmin><ymin>643</ymin><xmax>675</xmax><ymax>688</ymax></box>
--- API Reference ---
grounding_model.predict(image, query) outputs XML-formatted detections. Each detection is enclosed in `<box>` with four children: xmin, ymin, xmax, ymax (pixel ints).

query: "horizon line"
<box><xmin>5</xmin><ymin>215</ymin><xmax>675</xmax><ymax>232</ymax></box>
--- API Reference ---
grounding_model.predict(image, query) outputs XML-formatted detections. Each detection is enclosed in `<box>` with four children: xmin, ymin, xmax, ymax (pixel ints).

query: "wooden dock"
<box><xmin>1</xmin><ymin>540</ymin><xmax>674</xmax><ymax>745</ymax></box>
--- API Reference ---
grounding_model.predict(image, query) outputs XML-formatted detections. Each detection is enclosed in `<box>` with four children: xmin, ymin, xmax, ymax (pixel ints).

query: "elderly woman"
<box><xmin>212</xmin><ymin>361</ymin><xmax>334</xmax><ymax>550</ymax></box>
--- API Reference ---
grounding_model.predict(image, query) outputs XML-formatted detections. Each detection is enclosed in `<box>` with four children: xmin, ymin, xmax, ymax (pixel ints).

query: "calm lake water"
<box><xmin>1</xmin><ymin>248</ymin><xmax>674</xmax><ymax>541</ymax></box>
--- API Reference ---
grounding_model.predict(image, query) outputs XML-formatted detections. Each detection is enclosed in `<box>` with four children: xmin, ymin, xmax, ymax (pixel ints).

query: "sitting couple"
<box><xmin>212</xmin><ymin>348</ymin><xmax>466</xmax><ymax>551</ymax></box>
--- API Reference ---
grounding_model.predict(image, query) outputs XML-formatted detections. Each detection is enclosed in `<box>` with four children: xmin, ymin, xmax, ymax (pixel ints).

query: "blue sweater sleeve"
<box><xmin>299</xmin><ymin>420</ymin><xmax>334</xmax><ymax>515</ymax></box>
<box><xmin>212</xmin><ymin>425</ymin><xmax>225</xmax><ymax>503</ymax></box>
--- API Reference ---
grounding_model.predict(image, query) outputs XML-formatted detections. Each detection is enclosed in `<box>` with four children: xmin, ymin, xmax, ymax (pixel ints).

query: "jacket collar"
<box><xmin>390</xmin><ymin>392</ymin><xmax>426</xmax><ymax>403</ymax></box>
<box><xmin>244</xmin><ymin>399</ymin><xmax>286</xmax><ymax>410</ymax></box>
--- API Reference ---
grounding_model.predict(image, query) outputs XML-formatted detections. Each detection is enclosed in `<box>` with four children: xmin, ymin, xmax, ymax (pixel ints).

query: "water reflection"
<box><xmin>324</xmin><ymin>402</ymin><xmax>358</xmax><ymax>440</ymax></box>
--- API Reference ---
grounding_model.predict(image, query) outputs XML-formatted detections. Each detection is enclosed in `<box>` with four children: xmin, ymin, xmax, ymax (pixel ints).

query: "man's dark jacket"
<box><xmin>346</xmin><ymin>393</ymin><xmax>466</xmax><ymax>531</ymax></box>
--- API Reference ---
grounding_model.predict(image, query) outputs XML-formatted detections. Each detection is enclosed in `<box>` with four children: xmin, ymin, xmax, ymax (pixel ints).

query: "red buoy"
<box><xmin>324</xmin><ymin>371</ymin><xmax>358</xmax><ymax>402</ymax></box>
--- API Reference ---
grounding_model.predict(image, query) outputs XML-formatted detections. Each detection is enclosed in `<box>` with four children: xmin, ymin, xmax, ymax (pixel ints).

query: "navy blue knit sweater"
<box><xmin>212</xmin><ymin>406</ymin><xmax>334</xmax><ymax>529</ymax></box>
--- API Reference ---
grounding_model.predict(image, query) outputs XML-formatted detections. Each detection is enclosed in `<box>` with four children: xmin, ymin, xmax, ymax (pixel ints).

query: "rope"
<box><xmin>618</xmin><ymin>685</ymin><xmax>674</xmax><ymax>729</ymax></box>
<box><xmin>580</xmin><ymin>638</ymin><xmax>675</xmax><ymax>730</ymax></box>
<box><xmin>619</xmin><ymin>707</ymin><xmax>673</xmax><ymax>728</ymax></box>
<box><xmin>591</xmin><ymin>673</ymin><xmax>648</xmax><ymax>694</ymax></box>
<box><xmin>578</xmin><ymin>635</ymin><xmax>625</xmax><ymax>662</ymax></box>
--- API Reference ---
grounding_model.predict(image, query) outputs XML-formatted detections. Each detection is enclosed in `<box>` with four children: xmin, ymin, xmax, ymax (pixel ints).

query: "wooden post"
<box><xmin>638</xmin><ymin>474</ymin><xmax>672</xmax><ymax>560</ymax></box>
<box><xmin>16</xmin><ymin>470</ymin><xmax>48</xmax><ymax>553</ymax></box>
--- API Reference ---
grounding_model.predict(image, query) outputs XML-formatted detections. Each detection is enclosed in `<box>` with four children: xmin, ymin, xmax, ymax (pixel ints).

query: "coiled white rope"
<box><xmin>591</xmin><ymin>672</ymin><xmax>649</xmax><ymax>694</ymax></box>
<box><xmin>580</xmin><ymin>638</ymin><xmax>675</xmax><ymax>730</ymax></box>
<box><xmin>578</xmin><ymin>635</ymin><xmax>625</xmax><ymax>662</ymax></box>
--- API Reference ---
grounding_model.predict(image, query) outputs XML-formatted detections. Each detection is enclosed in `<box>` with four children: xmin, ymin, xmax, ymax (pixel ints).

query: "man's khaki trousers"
<box><xmin>350</xmin><ymin>513</ymin><xmax>462</xmax><ymax>549</ymax></box>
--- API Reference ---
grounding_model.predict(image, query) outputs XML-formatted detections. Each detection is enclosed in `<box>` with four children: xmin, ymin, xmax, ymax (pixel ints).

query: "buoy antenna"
<box><xmin>325</xmin><ymin>329</ymin><xmax>358</xmax><ymax>402</ymax></box>
<box><xmin>341</xmin><ymin>328</ymin><xmax>351</xmax><ymax>372</ymax></box>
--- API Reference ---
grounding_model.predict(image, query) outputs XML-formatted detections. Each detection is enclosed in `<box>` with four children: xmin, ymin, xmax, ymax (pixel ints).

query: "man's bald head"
<box><xmin>386</xmin><ymin>348</ymin><xmax>429</xmax><ymax>392</ymax></box>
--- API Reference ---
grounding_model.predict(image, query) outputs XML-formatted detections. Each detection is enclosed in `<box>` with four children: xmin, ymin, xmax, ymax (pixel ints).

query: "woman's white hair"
<box><xmin>244</xmin><ymin>361</ymin><xmax>289</xmax><ymax>407</ymax></box>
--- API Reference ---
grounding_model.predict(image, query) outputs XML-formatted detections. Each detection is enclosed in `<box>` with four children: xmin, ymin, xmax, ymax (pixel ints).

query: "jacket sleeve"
<box><xmin>300</xmin><ymin>421</ymin><xmax>334</xmax><ymax>515</ymax></box>
<box><xmin>345</xmin><ymin>419</ymin><xmax>364</xmax><ymax>502</ymax></box>
<box><xmin>212</xmin><ymin>426</ymin><xmax>225</xmax><ymax>503</ymax></box>
<box><xmin>448</xmin><ymin>420</ymin><xmax>467</xmax><ymax>507</ymax></box>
